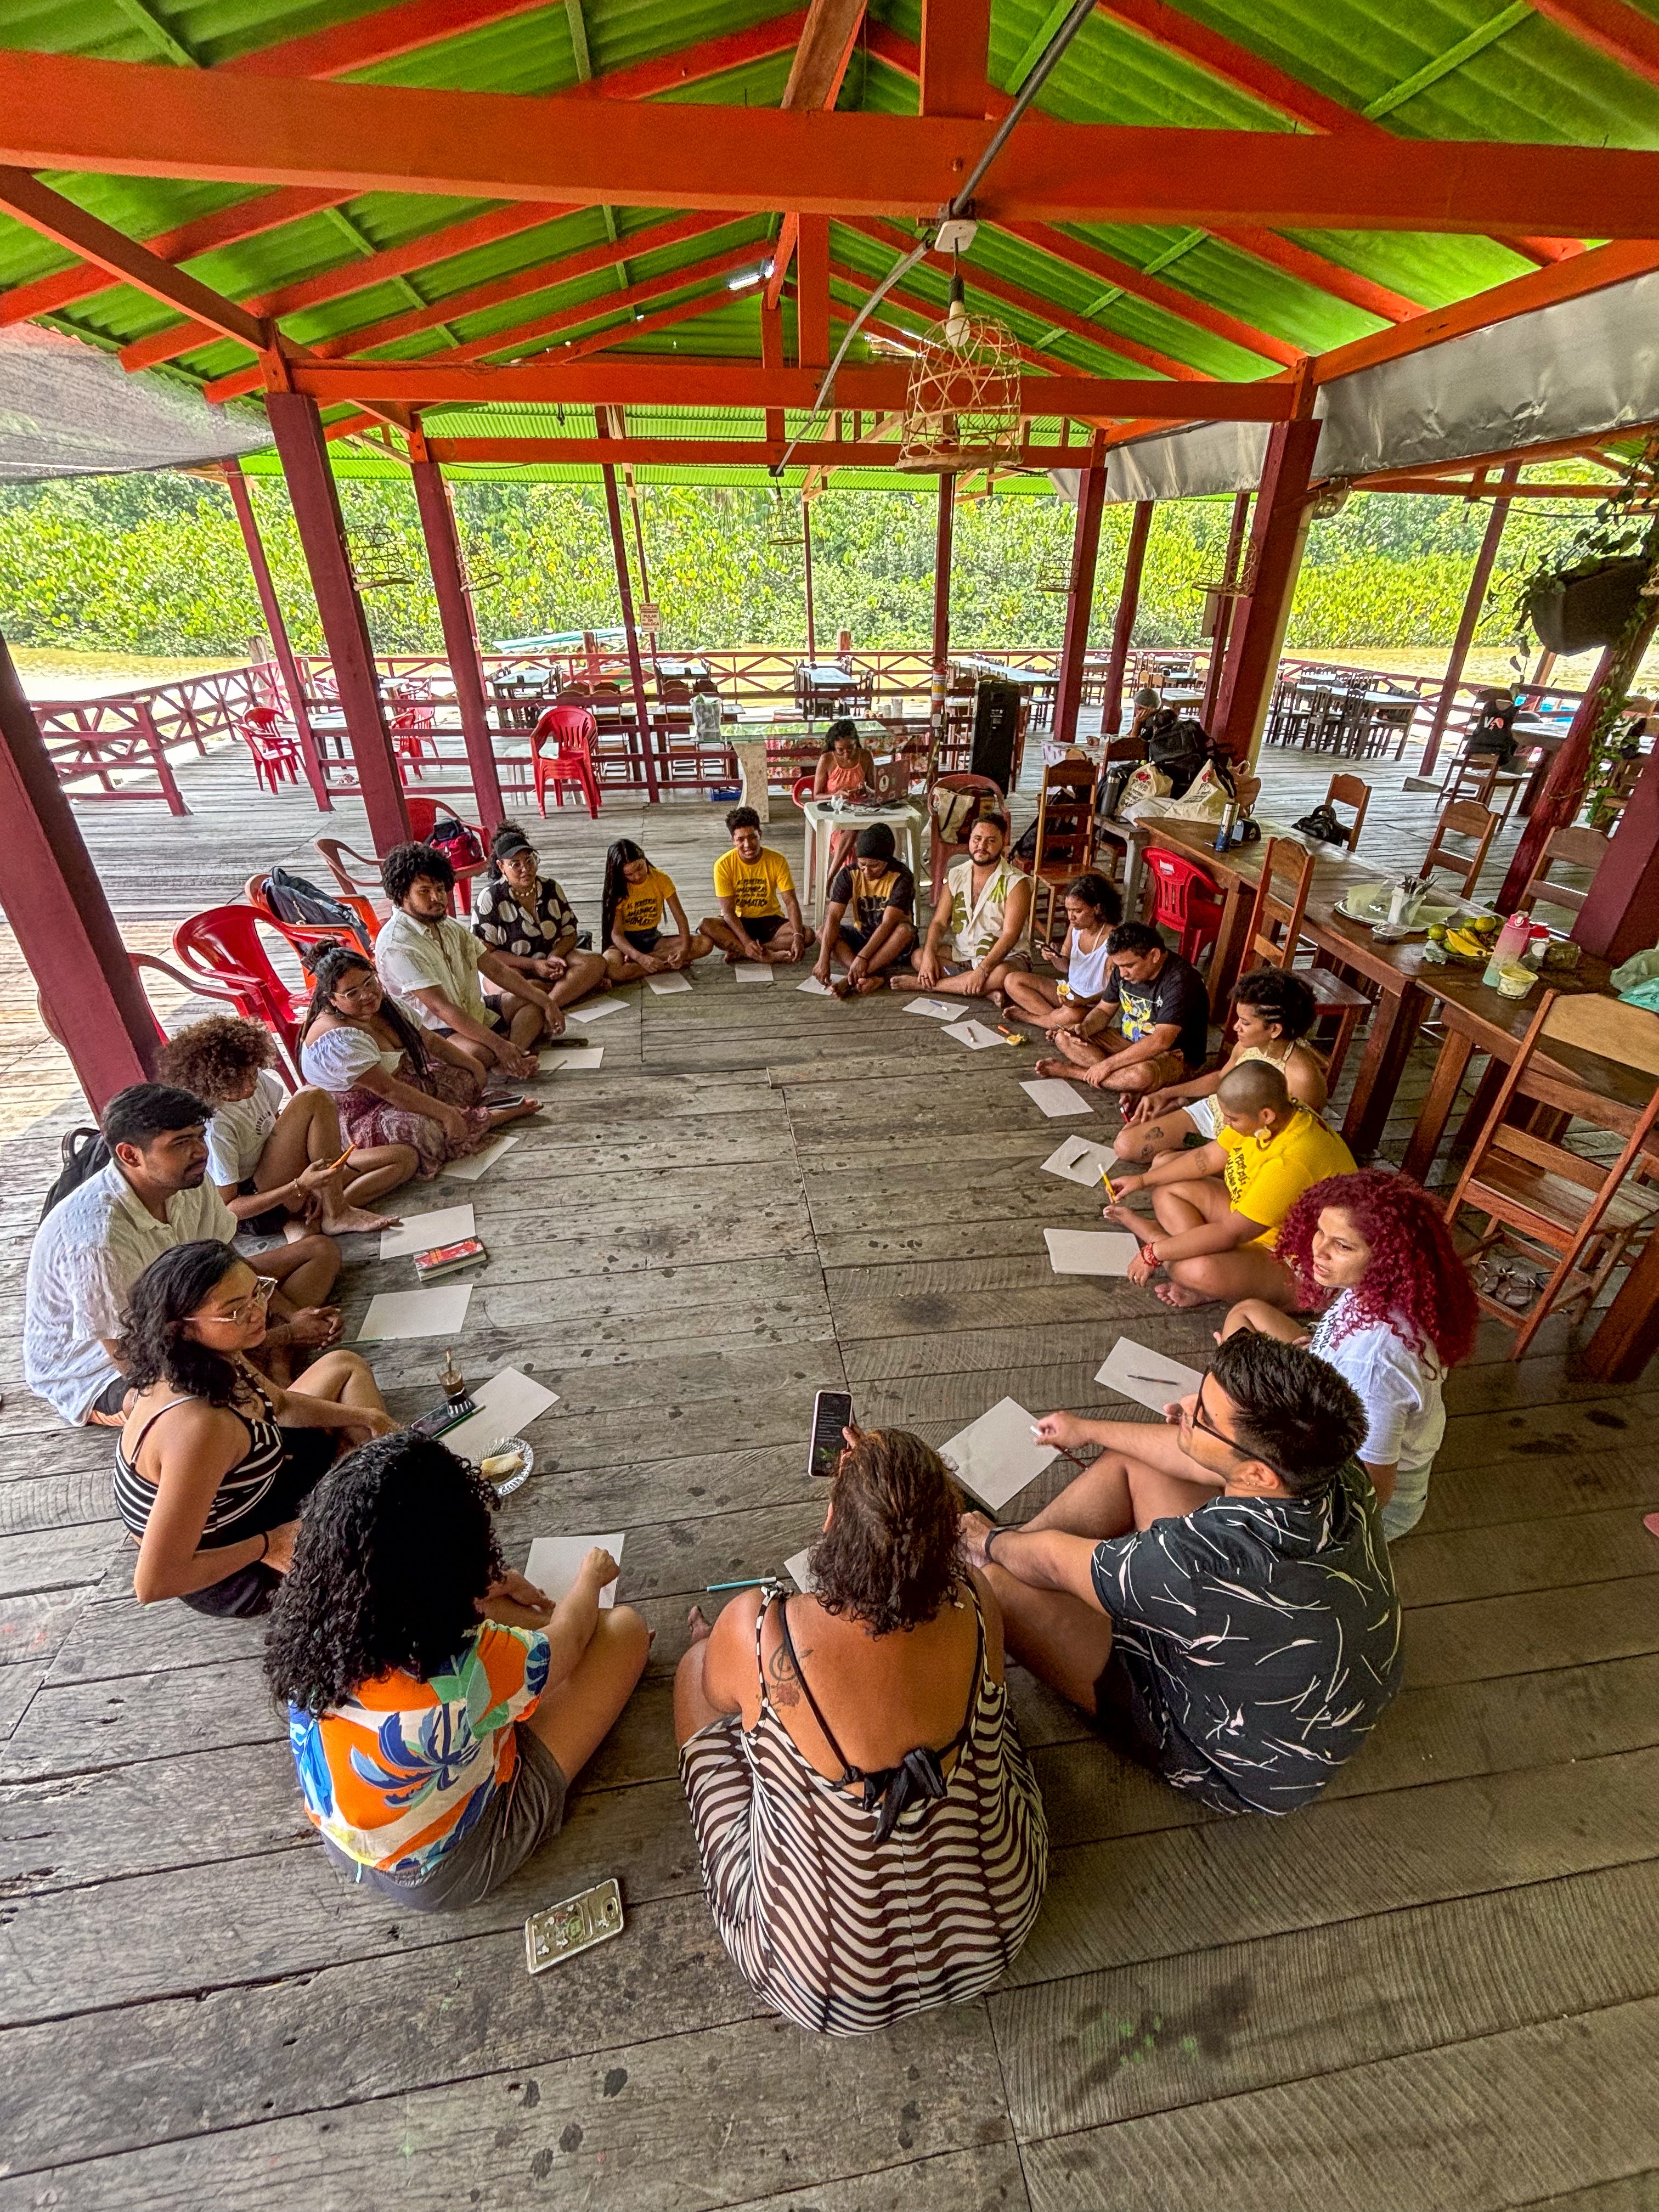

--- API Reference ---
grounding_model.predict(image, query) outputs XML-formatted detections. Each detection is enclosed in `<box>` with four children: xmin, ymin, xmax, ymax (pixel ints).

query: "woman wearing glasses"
<box><xmin>114</xmin><ymin>1240</ymin><xmax>394</xmax><ymax>1618</ymax></box>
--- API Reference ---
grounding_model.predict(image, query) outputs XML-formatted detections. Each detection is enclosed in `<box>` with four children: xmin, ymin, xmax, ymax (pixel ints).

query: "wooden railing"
<box><xmin>31</xmin><ymin>662</ymin><xmax>284</xmax><ymax>811</ymax></box>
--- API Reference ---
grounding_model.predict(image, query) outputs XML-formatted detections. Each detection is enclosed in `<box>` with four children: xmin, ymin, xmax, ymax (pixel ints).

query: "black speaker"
<box><xmin>970</xmin><ymin>677</ymin><xmax>1022</xmax><ymax>792</ymax></box>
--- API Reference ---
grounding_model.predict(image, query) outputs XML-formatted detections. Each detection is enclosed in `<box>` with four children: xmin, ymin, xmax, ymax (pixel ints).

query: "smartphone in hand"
<box><xmin>808</xmin><ymin>1389</ymin><xmax>854</xmax><ymax>1479</ymax></box>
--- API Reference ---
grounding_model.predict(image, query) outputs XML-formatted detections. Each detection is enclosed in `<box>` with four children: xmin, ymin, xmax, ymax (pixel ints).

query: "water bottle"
<box><xmin>1213</xmin><ymin>802</ymin><xmax>1237</xmax><ymax>854</ymax></box>
<box><xmin>1482</xmin><ymin>912</ymin><xmax>1532</xmax><ymax>990</ymax></box>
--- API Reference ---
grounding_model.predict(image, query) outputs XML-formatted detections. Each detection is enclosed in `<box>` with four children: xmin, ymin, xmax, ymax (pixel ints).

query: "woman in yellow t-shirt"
<box><xmin>600</xmin><ymin>839</ymin><xmax>715</xmax><ymax>981</ymax></box>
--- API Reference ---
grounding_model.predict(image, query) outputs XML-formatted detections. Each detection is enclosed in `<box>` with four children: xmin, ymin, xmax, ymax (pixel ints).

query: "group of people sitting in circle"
<box><xmin>18</xmin><ymin>761</ymin><xmax>1486</xmax><ymax>2036</ymax></box>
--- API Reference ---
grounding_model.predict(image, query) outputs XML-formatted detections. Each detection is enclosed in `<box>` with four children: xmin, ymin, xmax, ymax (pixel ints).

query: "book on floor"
<box><xmin>414</xmin><ymin>1236</ymin><xmax>488</xmax><ymax>1282</ymax></box>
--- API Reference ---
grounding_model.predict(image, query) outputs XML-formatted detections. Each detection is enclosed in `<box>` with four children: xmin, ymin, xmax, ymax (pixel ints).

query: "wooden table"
<box><xmin>1130</xmin><ymin>820</ymin><xmax>1450</xmax><ymax>1158</ymax></box>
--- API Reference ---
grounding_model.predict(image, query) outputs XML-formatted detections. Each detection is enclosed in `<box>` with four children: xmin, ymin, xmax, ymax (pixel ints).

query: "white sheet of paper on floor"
<box><xmin>645</xmin><ymin>972</ymin><xmax>693</xmax><ymax>995</ymax></box>
<box><xmin>1040</xmin><ymin>1135</ymin><xmax>1121</xmax><ymax>1188</ymax></box>
<box><xmin>1020</xmin><ymin>1078</ymin><xmax>1094</xmax><ymax>1118</ymax></box>
<box><xmin>442</xmin><ymin>1365</ymin><xmax>560</xmax><ymax>1459</ymax></box>
<box><xmin>541</xmin><ymin>1046</ymin><xmax>604</xmax><ymax>1070</ymax></box>
<box><xmin>355</xmin><ymin>1284</ymin><xmax>473</xmax><ymax>1341</ymax></box>
<box><xmin>942</xmin><ymin>1019</ymin><xmax>1007</xmax><ymax>1051</ymax></box>
<box><xmin>783</xmin><ymin>1548</ymin><xmax>819</xmax><ymax>1594</ymax></box>
<box><xmin>1043</xmin><ymin>1229</ymin><xmax>1141</xmax><ymax>1277</ymax></box>
<box><xmin>1094</xmin><ymin>1338</ymin><xmax>1205</xmax><ymax>1415</ymax></box>
<box><xmin>567</xmin><ymin>995</ymin><xmax>630</xmax><ymax>1023</ymax></box>
<box><xmin>379</xmin><ymin>1202</ymin><xmax>475</xmax><ymax>1260</ymax></box>
<box><xmin>798</xmin><ymin>975</ymin><xmax>837</xmax><ymax>997</ymax></box>
<box><xmin>441</xmin><ymin>1132</ymin><xmax>520</xmax><ymax>1183</ymax></box>
<box><xmin>939</xmin><ymin>1397</ymin><xmax>1059</xmax><ymax>1513</ymax></box>
<box><xmin>734</xmin><ymin>963</ymin><xmax>774</xmax><ymax>983</ymax></box>
<box><xmin>902</xmin><ymin>997</ymin><xmax>958</xmax><ymax>1019</ymax></box>
<box><xmin>524</xmin><ymin>1533</ymin><xmax>625</xmax><ymax>1610</ymax></box>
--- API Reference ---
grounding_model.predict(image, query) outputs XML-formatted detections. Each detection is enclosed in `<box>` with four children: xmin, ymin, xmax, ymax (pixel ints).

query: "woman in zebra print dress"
<box><xmin>675</xmin><ymin>1427</ymin><xmax>1047</xmax><ymax>2036</ymax></box>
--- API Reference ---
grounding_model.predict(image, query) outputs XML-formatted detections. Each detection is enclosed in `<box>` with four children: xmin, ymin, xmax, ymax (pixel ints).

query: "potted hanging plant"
<box><xmin>1517</xmin><ymin>443</ymin><xmax>1659</xmax><ymax>654</ymax></box>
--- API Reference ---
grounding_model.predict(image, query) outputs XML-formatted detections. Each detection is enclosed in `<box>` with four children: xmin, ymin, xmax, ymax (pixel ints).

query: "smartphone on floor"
<box><xmin>808</xmin><ymin>1388</ymin><xmax>854</xmax><ymax>1480</ymax></box>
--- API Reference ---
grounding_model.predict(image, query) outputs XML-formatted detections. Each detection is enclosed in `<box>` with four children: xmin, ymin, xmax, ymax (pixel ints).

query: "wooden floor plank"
<box><xmin>1017</xmin><ymin>1996</ymin><xmax>1659</xmax><ymax>2212</ymax></box>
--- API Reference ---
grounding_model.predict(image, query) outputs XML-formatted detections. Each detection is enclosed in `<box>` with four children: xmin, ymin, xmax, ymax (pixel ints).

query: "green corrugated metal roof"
<box><xmin>1</xmin><ymin>0</ymin><xmax>1653</xmax><ymax>486</ymax></box>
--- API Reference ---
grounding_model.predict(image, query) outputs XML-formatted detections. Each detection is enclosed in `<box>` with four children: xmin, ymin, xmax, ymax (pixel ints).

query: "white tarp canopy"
<box><xmin>1053</xmin><ymin>268</ymin><xmax>1659</xmax><ymax>503</ymax></box>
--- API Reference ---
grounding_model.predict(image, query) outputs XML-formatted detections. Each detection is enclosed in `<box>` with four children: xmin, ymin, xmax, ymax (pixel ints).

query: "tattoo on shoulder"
<box><xmin>766</xmin><ymin>1640</ymin><xmax>802</xmax><ymax>1707</ymax></box>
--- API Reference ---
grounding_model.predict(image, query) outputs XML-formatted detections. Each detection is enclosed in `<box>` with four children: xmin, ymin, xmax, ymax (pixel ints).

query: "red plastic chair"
<box><xmin>311</xmin><ymin>839</ymin><xmax>386</xmax><ymax>941</ymax></box>
<box><xmin>531</xmin><ymin>705</ymin><xmax>601</xmax><ymax>819</ymax></box>
<box><xmin>1144</xmin><ymin>846</ymin><xmax>1227</xmax><ymax>967</ymax></box>
<box><xmin>238</xmin><ymin>708</ymin><xmax>301</xmax><ymax>795</ymax></box>
<box><xmin>244</xmin><ymin>874</ymin><xmax>371</xmax><ymax>972</ymax></box>
<box><xmin>404</xmin><ymin>797</ymin><xmax>487</xmax><ymax>913</ymax></box>
<box><xmin>172</xmin><ymin>907</ymin><xmax>309</xmax><ymax>1062</ymax></box>
<box><xmin>391</xmin><ymin>703</ymin><xmax>436</xmax><ymax>777</ymax></box>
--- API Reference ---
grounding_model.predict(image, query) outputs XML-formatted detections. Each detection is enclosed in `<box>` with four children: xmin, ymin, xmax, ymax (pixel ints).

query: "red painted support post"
<box><xmin>1213</xmin><ymin>416</ymin><xmax>1323</xmax><ymax>765</ymax></box>
<box><xmin>930</xmin><ymin>475</ymin><xmax>955</xmax><ymax>736</ymax></box>
<box><xmin>597</xmin><ymin>416</ymin><xmax>657</xmax><ymax>800</ymax></box>
<box><xmin>222</xmin><ymin>456</ymin><xmax>330</xmax><ymax>810</ymax></box>
<box><xmin>1572</xmin><ymin>742</ymin><xmax>1659</xmax><ymax>963</ymax></box>
<box><xmin>0</xmin><ymin>631</ymin><xmax>157</xmax><ymax>1113</ymax></box>
<box><xmin>1419</xmin><ymin>462</ymin><xmax>1520</xmax><ymax>778</ymax></box>
<box><xmin>1103</xmin><ymin>499</ymin><xmax>1153</xmax><ymax>735</ymax></box>
<box><xmin>1053</xmin><ymin>464</ymin><xmax>1107</xmax><ymax>746</ymax></box>
<box><xmin>409</xmin><ymin>452</ymin><xmax>505</xmax><ymax>834</ymax></box>
<box><xmin>264</xmin><ymin>391</ymin><xmax>409</xmax><ymax>855</ymax></box>
<box><xmin>802</xmin><ymin>497</ymin><xmax>817</xmax><ymax>662</ymax></box>
<box><xmin>1201</xmin><ymin>489</ymin><xmax>1252</xmax><ymax>728</ymax></box>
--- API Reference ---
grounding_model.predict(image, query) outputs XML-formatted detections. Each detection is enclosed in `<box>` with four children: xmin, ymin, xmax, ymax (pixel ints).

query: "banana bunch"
<box><xmin>1426</xmin><ymin>915</ymin><xmax>1499</xmax><ymax>964</ymax></box>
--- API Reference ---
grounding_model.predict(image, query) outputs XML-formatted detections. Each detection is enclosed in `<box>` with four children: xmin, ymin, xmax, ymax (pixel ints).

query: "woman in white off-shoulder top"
<box><xmin>298</xmin><ymin>946</ymin><xmax>541</xmax><ymax>1183</ymax></box>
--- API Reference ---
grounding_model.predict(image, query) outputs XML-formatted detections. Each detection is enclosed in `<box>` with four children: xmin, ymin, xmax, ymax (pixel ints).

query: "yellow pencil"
<box><xmin>1099</xmin><ymin>1165</ymin><xmax>1115</xmax><ymax>1200</ymax></box>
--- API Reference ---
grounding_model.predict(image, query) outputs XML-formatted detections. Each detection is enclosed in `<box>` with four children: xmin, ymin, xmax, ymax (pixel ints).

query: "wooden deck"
<box><xmin>1</xmin><ymin>743</ymin><xmax>1657</xmax><ymax>2209</ymax></box>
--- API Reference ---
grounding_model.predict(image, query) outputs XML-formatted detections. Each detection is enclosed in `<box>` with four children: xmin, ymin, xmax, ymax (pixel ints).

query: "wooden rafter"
<box><xmin>765</xmin><ymin>0</ymin><xmax>867</xmax><ymax>312</ymax></box>
<box><xmin>1001</xmin><ymin>221</ymin><xmax>1304</xmax><ymax>368</ymax></box>
<box><xmin>13</xmin><ymin>55</ymin><xmax>1651</xmax><ymax>234</ymax></box>
<box><xmin>1528</xmin><ymin>0</ymin><xmax>1659</xmax><ymax>88</ymax></box>
<box><xmin>918</xmin><ymin>0</ymin><xmax>993</xmax><ymax>117</ymax></box>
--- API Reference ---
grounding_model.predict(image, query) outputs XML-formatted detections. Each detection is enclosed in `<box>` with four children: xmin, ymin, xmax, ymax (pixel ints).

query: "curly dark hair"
<box><xmin>601</xmin><ymin>836</ymin><xmax>649</xmax><ymax>951</ymax></box>
<box><xmin>1106</xmin><ymin>920</ymin><xmax>1166</xmax><ymax>958</ymax></box>
<box><xmin>725</xmin><ymin>805</ymin><xmax>761</xmax><ymax>834</ymax></box>
<box><xmin>297</xmin><ymin>945</ymin><xmax>430</xmax><ymax>1071</ymax></box>
<box><xmin>808</xmin><ymin>1427</ymin><xmax>963</xmax><ymax>1637</ymax></box>
<box><xmin>1208</xmin><ymin>1330</ymin><xmax>1366</xmax><ymax>1498</ymax></box>
<box><xmin>156</xmin><ymin>1015</ymin><xmax>276</xmax><ymax>1104</ymax></box>
<box><xmin>382</xmin><ymin>839</ymin><xmax>453</xmax><ymax>905</ymax></box>
<box><xmin>264</xmin><ymin>1433</ymin><xmax>505</xmax><ymax>1714</ymax></box>
<box><xmin>1062</xmin><ymin>872</ymin><xmax>1122</xmax><ymax>927</ymax></box>
<box><xmin>1274</xmin><ymin>1168</ymin><xmax>1479</xmax><ymax>1369</ymax></box>
<box><xmin>1232</xmin><ymin>965</ymin><xmax>1317</xmax><ymax>1042</ymax></box>
<box><xmin>117</xmin><ymin>1239</ymin><xmax>249</xmax><ymax>1407</ymax></box>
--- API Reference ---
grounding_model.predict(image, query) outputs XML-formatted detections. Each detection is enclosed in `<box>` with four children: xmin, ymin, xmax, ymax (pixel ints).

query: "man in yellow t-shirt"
<box><xmin>1103</xmin><ymin>1057</ymin><xmax>1354</xmax><ymax>1311</ymax></box>
<box><xmin>701</xmin><ymin>806</ymin><xmax>815</xmax><ymax>964</ymax></box>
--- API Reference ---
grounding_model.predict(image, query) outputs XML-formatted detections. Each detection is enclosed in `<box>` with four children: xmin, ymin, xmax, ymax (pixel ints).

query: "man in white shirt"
<box><xmin>24</xmin><ymin>1085</ymin><xmax>342</xmax><ymax>1426</ymax></box>
<box><xmin>375</xmin><ymin>842</ymin><xmax>559</xmax><ymax>1082</ymax></box>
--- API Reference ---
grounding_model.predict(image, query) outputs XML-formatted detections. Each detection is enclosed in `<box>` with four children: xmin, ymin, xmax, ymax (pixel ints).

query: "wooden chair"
<box><xmin>1514</xmin><ymin>824</ymin><xmax>1610</xmax><ymax>923</ymax></box>
<box><xmin>1444</xmin><ymin>990</ymin><xmax>1659</xmax><ymax>1359</ymax></box>
<box><xmin>926</xmin><ymin>772</ymin><xmax>1005</xmax><ymax>904</ymax></box>
<box><xmin>1026</xmin><ymin>760</ymin><xmax>1098</xmax><ymax>939</ymax></box>
<box><xmin>1420</xmin><ymin>799</ymin><xmax>1500</xmax><ymax>901</ymax></box>
<box><xmin>1441</xmin><ymin>744</ymin><xmax>1529</xmax><ymax>824</ymax></box>
<box><xmin>1324</xmin><ymin>772</ymin><xmax>1370</xmax><ymax>854</ymax></box>
<box><xmin>1241</xmin><ymin>839</ymin><xmax>1371</xmax><ymax>1089</ymax></box>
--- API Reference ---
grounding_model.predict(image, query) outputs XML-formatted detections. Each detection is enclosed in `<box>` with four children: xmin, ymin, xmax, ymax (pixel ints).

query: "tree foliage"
<box><xmin>0</xmin><ymin>469</ymin><xmax>1593</xmax><ymax>658</ymax></box>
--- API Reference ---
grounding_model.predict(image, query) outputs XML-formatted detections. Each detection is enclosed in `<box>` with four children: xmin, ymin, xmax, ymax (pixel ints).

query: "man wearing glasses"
<box><xmin>959</xmin><ymin>1331</ymin><xmax>1402</xmax><ymax>1815</ymax></box>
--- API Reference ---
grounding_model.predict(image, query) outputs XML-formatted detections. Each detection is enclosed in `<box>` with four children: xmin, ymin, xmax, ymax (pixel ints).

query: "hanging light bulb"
<box><xmin>944</xmin><ymin>266</ymin><xmax>969</xmax><ymax>351</ymax></box>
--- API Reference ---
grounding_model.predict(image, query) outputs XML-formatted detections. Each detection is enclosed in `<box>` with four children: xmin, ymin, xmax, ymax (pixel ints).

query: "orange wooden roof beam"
<box><xmin>8</xmin><ymin>54</ymin><xmax>1659</xmax><ymax>235</ymax></box>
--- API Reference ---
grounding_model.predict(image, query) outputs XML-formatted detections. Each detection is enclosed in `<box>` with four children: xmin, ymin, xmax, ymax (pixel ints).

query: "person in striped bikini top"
<box><xmin>676</xmin><ymin>1427</ymin><xmax>1048</xmax><ymax>2036</ymax></box>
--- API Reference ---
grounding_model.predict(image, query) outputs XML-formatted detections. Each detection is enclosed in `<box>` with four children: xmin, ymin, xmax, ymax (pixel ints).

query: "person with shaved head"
<box><xmin>1103</xmin><ymin>1058</ymin><xmax>1355</xmax><ymax>1311</ymax></box>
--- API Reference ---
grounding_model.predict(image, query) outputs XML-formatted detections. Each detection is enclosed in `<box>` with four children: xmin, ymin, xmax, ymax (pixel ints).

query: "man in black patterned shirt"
<box><xmin>472</xmin><ymin>826</ymin><xmax>609</xmax><ymax>1023</ymax></box>
<box><xmin>961</xmin><ymin>1331</ymin><xmax>1401</xmax><ymax>1815</ymax></box>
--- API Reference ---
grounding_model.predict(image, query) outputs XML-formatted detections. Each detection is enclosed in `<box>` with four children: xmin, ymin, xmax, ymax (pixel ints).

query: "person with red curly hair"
<box><xmin>1220</xmin><ymin>1169</ymin><xmax>1478</xmax><ymax>1540</ymax></box>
